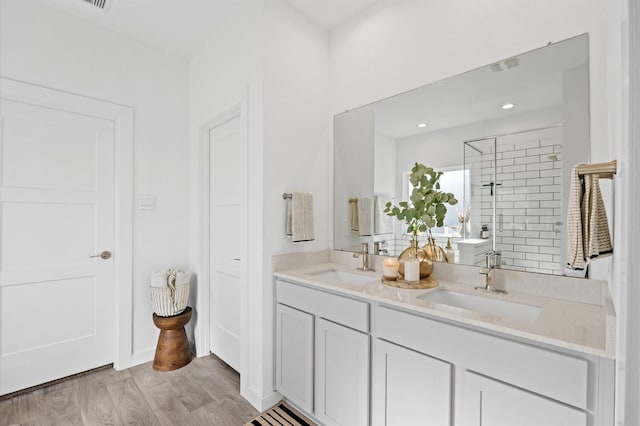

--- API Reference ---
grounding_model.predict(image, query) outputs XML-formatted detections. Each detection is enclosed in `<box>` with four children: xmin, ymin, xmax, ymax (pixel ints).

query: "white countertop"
<box><xmin>274</xmin><ymin>260</ymin><xmax>616</xmax><ymax>359</ymax></box>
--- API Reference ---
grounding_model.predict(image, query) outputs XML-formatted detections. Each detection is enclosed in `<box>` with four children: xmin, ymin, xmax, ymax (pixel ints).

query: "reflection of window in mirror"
<box><xmin>402</xmin><ymin>167</ymin><xmax>469</xmax><ymax>235</ymax></box>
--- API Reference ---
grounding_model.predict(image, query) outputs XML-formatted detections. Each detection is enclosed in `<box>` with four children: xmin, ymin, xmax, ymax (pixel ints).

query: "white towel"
<box><xmin>349</xmin><ymin>199</ymin><xmax>359</xmax><ymax>233</ymax></box>
<box><xmin>150</xmin><ymin>271</ymin><xmax>167</xmax><ymax>288</ymax></box>
<box><xmin>374</xmin><ymin>194</ymin><xmax>394</xmax><ymax>235</ymax></box>
<box><xmin>566</xmin><ymin>165</ymin><xmax>613</xmax><ymax>270</ymax></box>
<box><xmin>286</xmin><ymin>192</ymin><xmax>315</xmax><ymax>242</ymax></box>
<box><xmin>357</xmin><ymin>197</ymin><xmax>373</xmax><ymax>236</ymax></box>
<box><xmin>175</xmin><ymin>271</ymin><xmax>191</xmax><ymax>287</ymax></box>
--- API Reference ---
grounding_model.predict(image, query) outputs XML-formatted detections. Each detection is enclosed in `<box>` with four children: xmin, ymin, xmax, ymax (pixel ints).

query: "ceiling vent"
<box><xmin>503</xmin><ymin>57</ymin><xmax>519</xmax><ymax>69</ymax></box>
<box><xmin>489</xmin><ymin>57</ymin><xmax>520</xmax><ymax>72</ymax></box>
<box><xmin>81</xmin><ymin>0</ymin><xmax>112</xmax><ymax>11</ymax></box>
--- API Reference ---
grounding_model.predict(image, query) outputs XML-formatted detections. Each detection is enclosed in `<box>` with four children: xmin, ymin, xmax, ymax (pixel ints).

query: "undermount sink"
<box><xmin>306</xmin><ymin>269</ymin><xmax>377</xmax><ymax>285</ymax></box>
<box><xmin>418</xmin><ymin>289</ymin><xmax>541</xmax><ymax>324</ymax></box>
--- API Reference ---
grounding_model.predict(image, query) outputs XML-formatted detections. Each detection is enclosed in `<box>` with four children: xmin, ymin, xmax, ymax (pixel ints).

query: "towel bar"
<box><xmin>577</xmin><ymin>160</ymin><xmax>617</xmax><ymax>179</ymax></box>
<box><xmin>349</xmin><ymin>198</ymin><xmax>358</xmax><ymax>204</ymax></box>
<box><xmin>282</xmin><ymin>193</ymin><xmax>292</xmax><ymax>199</ymax></box>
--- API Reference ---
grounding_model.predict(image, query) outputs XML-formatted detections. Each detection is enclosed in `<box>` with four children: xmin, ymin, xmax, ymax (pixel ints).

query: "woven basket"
<box><xmin>150</xmin><ymin>283</ymin><xmax>190</xmax><ymax>317</ymax></box>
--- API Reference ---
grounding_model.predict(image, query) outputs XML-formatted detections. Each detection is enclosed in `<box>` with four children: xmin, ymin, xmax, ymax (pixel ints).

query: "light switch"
<box><xmin>138</xmin><ymin>194</ymin><xmax>156</xmax><ymax>210</ymax></box>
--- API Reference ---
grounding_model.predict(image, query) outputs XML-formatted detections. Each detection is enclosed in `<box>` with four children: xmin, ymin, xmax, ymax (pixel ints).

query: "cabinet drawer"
<box><xmin>377</xmin><ymin>305</ymin><xmax>589</xmax><ymax>409</ymax></box>
<box><xmin>277</xmin><ymin>280</ymin><xmax>369</xmax><ymax>332</ymax></box>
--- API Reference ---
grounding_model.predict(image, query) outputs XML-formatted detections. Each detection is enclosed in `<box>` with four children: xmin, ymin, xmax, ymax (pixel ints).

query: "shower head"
<box><xmin>547</xmin><ymin>146</ymin><xmax>562</xmax><ymax>161</ymax></box>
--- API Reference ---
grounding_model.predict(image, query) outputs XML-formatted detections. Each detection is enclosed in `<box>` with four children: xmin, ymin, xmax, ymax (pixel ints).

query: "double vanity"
<box><xmin>273</xmin><ymin>251</ymin><xmax>615</xmax><ymax>426</ymax></box>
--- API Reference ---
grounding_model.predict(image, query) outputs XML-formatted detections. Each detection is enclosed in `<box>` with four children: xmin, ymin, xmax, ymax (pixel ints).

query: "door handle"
<box><xmin>90</xmin><ymin>250</ymin><xmax>112</xmax><ymax>260</ymax></box>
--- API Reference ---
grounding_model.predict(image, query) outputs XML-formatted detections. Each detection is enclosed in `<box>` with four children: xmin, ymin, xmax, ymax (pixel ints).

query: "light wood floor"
<box><xmin>0</xmin><ymin>354</ymin><xmax>259</xmax><ymax>425</ymax></box>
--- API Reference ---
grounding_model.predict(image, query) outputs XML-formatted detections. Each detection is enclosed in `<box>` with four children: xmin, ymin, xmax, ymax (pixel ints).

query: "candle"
<box><xmin>382</xmin><ymin>258</ymin><xmax>399</xmax><ymax>279</ymax></box>
<box><xmin>403</xmin><ymin>259</ymin><xmax>420</xmax><ymax>283</ymax></box>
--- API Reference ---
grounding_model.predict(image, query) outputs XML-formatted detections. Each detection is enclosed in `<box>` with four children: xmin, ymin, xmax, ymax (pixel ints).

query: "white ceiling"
<box><xmin>35</xmin><ymin>0</ymin><xmax>378</xmax><ymax>58</ymax></box>
<box><xmin>284</xmin><ymin>0</ymin><xmax>379</xmax><ymax>28</ymax></box>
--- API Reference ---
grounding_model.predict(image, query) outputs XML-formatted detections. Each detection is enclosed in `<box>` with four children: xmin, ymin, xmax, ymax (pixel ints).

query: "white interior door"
<box><xmin>0</xmin><ymin>88</ymin><xmax>115</xmax><ymax>395</ymax></box>
<box><xmin>209</xmin><ymin>116</ymin><xmax>242</xmax><ymax>371</ymax></box>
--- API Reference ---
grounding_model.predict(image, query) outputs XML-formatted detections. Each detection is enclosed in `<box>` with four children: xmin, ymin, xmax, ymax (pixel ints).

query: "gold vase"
<box><xmin>423</xmin><ymin>237</ymin><xmax>450</xmax><ymax>263</ymax></box>
<box><xmin>398</xmin><ymin>234</ymin><xmax>434</xmax><ymax>279</ymax></box>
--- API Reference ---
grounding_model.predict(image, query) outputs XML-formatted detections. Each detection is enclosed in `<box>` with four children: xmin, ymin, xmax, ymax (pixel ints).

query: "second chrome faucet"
<box><xmin>476</xmin><ymin>251</ymin><xmax>506</xmax><ymax>294</ymax></box>
<box><xmin>353</xmin><ymin>242</ymin><xmax>375</xmax><ymax>271</ymax></box>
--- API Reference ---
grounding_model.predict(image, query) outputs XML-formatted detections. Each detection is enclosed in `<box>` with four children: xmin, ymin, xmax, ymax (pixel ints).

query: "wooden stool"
<box><xmin>152</xmin><ymin>306</ymin><xmax>192</xmax><ymax>371</ymax></box>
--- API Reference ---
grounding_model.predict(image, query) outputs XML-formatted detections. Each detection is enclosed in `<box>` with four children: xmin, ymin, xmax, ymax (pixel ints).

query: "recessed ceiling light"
<box><xmin>501</xmin><ymin>103</ymin><xmax>515</xmax><ymax>110</ymax></box>
<box><xmin>417</xmin><ymin>123</ymin><xmax>427</xmax><ymax>128</ymax></box>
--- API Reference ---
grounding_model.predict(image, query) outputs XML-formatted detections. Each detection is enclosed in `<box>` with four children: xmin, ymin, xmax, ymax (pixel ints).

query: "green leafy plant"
<box><xmin>385</xmin><ymin>163</ymin><xmax>459</xmax><ymax>236</ymax></box>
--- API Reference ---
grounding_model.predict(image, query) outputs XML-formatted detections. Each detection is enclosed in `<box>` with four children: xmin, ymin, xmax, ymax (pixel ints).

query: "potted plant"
<box><xmin>385</xmin><ymin>163</ymin><xmax>458</xmax><ymax>277</ymax></box>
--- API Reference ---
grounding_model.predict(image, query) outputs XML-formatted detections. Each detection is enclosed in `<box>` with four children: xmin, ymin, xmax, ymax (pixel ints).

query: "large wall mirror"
<box><xmin>334</xmin><ymin>34</ymin><xmax>590</xmax><ymax>276</ymax></box>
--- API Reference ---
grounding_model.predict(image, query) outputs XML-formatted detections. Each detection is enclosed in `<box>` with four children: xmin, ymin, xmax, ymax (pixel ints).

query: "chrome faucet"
<box><xmin>353</xmin><ymin>242</ymin><xmax>375</xmax><ymax>271</ymax></box>
<box><xmin>475</xmin><ymin>251</ymin><xmax>506</xmax><ymax>293</ymax></box>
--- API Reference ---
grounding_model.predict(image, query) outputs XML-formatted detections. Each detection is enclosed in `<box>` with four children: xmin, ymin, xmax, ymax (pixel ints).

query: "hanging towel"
<box><xmin>357</xmin><ymin>197</ymin><xmax>374</xmax><ymax>236</ymax></box>
<box><xmin>286</xmin><ymin>192</ymin><xmax>315</xmax><ymax>242</ymax></box>
<box><xmin>582</xmin><ymin>173</ymin><xmax>612</xmax><ymax>259</ymax></box>
<box><xmin>374</xmin><ymin>194</ymin><xmax>394</xmax><ymax>235</ymax></box>
<box><xmin>566</xmin><ymin>165</ymin><xmax>613</xmax><ymax>270</ymax></box>
<box><xmin>349</xmin><ymin>199</ymin><xmax>359</xmax><ymax>234</ymax></box>
<box><xmin>566</xmin><ymin>165</ymin><xmax>585</xmax><ymax>269</ymax></box>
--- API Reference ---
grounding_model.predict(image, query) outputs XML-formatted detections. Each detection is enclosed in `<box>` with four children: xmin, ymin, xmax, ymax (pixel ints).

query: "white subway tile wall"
<box><xmin>468</xmin><ymin>131</ymin><xmax>563</xmax><ymax>275</ymax></box>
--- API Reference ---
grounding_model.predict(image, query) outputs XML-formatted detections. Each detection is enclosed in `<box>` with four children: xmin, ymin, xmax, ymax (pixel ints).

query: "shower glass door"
<box><xmin>464</xmin><ymin>137</ymin><xmax>497</xmax><ymax>243</ymax></box>
<box><xmin>464</xmin><ymin>127</ymin><xmax>564</xmax><ymax>274</ymax></box>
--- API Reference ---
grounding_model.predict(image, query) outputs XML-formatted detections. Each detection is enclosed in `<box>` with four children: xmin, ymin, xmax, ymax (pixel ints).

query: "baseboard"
<box><xmin>242</xmin><ymin>387</ymin><xmax>283</xmax><ymax>412</ymax></box>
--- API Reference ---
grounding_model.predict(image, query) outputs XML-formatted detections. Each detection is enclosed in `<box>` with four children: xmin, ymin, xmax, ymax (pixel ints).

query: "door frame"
<box><xmin>194</xmin><ymin>95</ymin><xmax>249</xmax><ymax>375</ymax></box>
<box><xmin>0</xmin><ymin>77</ymin><xmax>134</xmax><ymax>371</ymax></box>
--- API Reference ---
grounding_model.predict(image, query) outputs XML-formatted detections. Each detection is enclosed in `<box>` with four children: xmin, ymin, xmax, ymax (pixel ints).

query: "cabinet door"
<box><xmin>276</xmin><ymin>304</ymin><xmax>314</xmax><ymax>413</ymax></box>
<box><xmin>463</xmin><ymin>371</ymin><xmax>587</xmax><ymax>426</ymax></box>
<box><xmin>316</xmin><ymin>318</ymin><xmax>369</xmax><ymax>426</ymax></box>
<box><xmin>373</xmin><ymin>339</ymin><xmax>452</xmax><ymax>426</ymax></box>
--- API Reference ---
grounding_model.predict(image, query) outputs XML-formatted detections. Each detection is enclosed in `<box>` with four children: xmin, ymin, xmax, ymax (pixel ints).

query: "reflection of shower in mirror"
<box><xmin>548</xmin><ymin>148</ymin><xmax>562</xmax><ymax>161</ymax></box>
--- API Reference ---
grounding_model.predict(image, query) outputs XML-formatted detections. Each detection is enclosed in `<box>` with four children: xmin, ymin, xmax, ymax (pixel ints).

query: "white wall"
<box><xmin>188</xmin><ymin>0</ymin><xmax>266</xmax><ymax>408</ymax></box>
<box><xmin>189</xmin><ymin>0</ymin><xmax>330</xmax><ymax>410</ymax></box>
<box><xmin>262</xmin><ymin>0</ymin><xmax>331</xmax><ymax>398</ymax></box>
<box><xmin>622</xmin><ymin>1</ymin><xmax>639</xmax><ymax>422</ymax></box>
<box><xmin>0</xmin><ymin>0</ymin><xmax>190</xmax><ymax>366</ymax></box>
<box><xmin>609</xmin><ymin>0</ymin><xmax>638</xmax><ymax>422</ymax></box>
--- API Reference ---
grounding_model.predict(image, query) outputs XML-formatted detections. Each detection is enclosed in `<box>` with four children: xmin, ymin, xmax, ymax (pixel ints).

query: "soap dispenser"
<box><xmin>444</xmin><ymin>238</ymin><xmax>455</xmax><ymax>263</ymax></box>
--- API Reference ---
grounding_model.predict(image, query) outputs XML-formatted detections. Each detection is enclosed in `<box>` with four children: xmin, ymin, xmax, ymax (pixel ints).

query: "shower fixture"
<box><xmin>548</xmin><ymin>150</ymin><xmax>562</xmax><ymax>161</ymax></box>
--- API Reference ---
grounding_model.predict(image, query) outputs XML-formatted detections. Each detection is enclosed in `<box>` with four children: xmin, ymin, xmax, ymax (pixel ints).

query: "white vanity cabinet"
<box><xmin>463</xmin><ymin>371</ymin><xmax>586</xmax><ymax>426</ymax></box>
<box><xmin>373</xmin><ymin>339</ymin><xmax>452</xmax><ymax>426</ymax></box>
<box><xmin>316</xmin><ymin>318</ymin><xmax>369</xmax><ymax>426</ymax></box>
<box><xmin>275</xmin><ymin>279</ymin><xmax>370</xmax><ymax>426</ymax></box>
<box><xmin>375</xmin><ymin>305</ymin><xmax>614</xmax><ymax>426</ymax></box>
<box><xmin>274</xmin><ymin>267</ymin><xmax>614</xmax><ymax>426</ymax></box>
<box><xmin>275</xmin><ymin>303</ymin><xmax>314</xmax><ymax>413</ymax></box>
